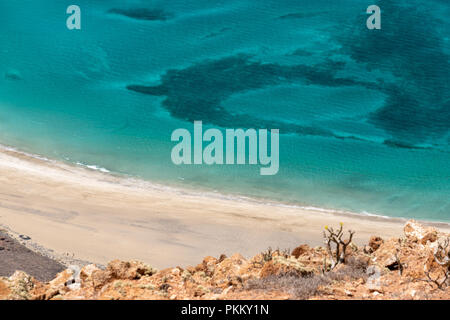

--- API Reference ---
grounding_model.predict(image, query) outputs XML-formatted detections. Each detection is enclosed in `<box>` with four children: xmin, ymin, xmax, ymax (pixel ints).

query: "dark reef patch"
<box><xmin>125</xmin><ymin>0</ymin><xmax>449</xmax><ymax>150</ymax></box>
<box><xmin>4</xmin><ymin>70</ymin><xmax>22</xmax><ymax>81</ymax></box>
<box><xmin>383</xmin><ymin>139</ymin><xmax>430</xmax><ymax>150</ymax></box>
<box><xmin>202</xmin><ymin>27</ymin><xmax>232</xmax><ymax>40</ymax></box>
<box><xmin>278</xmin><ymin>11</ymin><xmax>326</xmax><ymax>20</ymax></box>
<box><xmin>288</xmin><ymin>48</ymin><xmax>314</xmax><ymax>57</ymax></box>
<box><xmin>107</xmin><ymin>8</ymin><xmax>172</xmax><ymax>21</ymax></box>
<box><xmin>339</xmin><ymin>0</ymin><xmax>450</xmax><ymax>145</ymax></box>
<box><xmin>127</xmin><ymin>54</ymin><xmax>374</xmax><ymax>140</ymax></box>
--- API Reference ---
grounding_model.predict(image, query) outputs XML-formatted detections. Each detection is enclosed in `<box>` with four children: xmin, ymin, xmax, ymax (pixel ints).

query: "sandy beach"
<box><xmin>0</xmin><ymin>146</ymin><xmax>449</xmax><ymax>270</ymax></box>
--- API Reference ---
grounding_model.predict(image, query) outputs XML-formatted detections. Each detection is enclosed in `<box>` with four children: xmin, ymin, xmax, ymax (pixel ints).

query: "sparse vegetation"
<box><xmin>246</xmin><ymin>258</ymin><xmax>368</xmax><ymax>300</ymax></box>
<box><xmin>322</xmin><ymin>223</ymin><xmax>355</xmax><ymax>271</ymax></box>
<box><xmin>245</xmin><ymin>274</ymin><xmax>330</xmax><ymax>299</ymax></box>
<box><xmin>2</xmin><ymin>220</ymin><xmax>449</xmax><ymax>300</ymax></box>
<box><xmin>246</xmin><ymin>247</ymin><xmax>369</xmax><ymax>299</ymax></box>
<box><xmin>260</xmin><ymin>247</ymin><xmax>290</xmax><ymax>262</ymax></box>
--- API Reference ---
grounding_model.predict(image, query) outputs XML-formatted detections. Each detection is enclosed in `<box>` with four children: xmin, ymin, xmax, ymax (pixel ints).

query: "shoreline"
<box><xmin>1</xmin><ymin>142</ymin><xmax>449</xmax><ymax>227</ymax></box>
<box><xmin>0</xmin><ymin>143</ymin><xmax>449</xmax><ymax>269</ymax></box>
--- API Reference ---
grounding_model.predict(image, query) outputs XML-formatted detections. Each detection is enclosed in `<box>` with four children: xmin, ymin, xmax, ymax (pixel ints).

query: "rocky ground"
<box><xmin>0</xmin><ymin>220</ymin><xmax>449</xmax><ymax>300</ymax></box>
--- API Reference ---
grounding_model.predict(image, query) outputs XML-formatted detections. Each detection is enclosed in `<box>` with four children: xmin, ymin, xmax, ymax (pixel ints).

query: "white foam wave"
<box><xmin>75</xmin><ymin>162</ymin><xmax>110</xmax><ymax>173</ymax></box>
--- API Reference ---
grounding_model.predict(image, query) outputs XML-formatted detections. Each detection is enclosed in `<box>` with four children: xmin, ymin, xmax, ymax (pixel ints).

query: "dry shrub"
<box><xmin>245</xmin><ymin>255</ymin><xmax>368</xmax><ymax>299</ymax></box>
<box><xmin>334</xmin><ymin>256</ymin><xmax>369</xmax><ymax>280</ymax></box>
<box><xmin>245</xmin><ymin>274</ymin><xmax>330</xmax><ymax>299</ymax></box>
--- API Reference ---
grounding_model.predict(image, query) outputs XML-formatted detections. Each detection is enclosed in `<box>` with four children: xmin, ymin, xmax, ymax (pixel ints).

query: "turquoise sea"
<box><xmin>0</xmin><ymin>0</ymin><xmax>449</xmax><ymax>221</ymax></box>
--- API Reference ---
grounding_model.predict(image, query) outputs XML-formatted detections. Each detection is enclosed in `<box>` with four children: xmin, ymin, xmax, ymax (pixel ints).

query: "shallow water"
<box><xmin>0</xmin><ymin>0</ymin><xmax>449</xmax><ymax>221</ymax></box>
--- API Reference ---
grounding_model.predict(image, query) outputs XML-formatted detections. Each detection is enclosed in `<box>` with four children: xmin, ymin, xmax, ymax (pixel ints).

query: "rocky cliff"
<box><xmin>1</xmin><ymin>220</ymin><xmax>449</xmax><ymax>300</ymax></box>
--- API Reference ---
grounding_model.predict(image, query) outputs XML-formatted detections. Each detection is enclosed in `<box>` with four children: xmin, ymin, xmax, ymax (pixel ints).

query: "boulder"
<box><xmin>404</xmin><ymin>220</ymin><xmax>437</xmax><ymax>244</ymax></box>
<box><xmin>195</xmin><ymin>256</ymin><xmax>217</xmax><ymax>276</ymax></box>
<box><xmin>31</xmin><ymin>268</ymin><xmax>74</xmax><ymax>300</ymax></box>
<box><xmin>91</xmin><ymin>269</ymin><xmax>112</xmax><ymax>290</ymax></box>
<box><xmin>211</xmin><ymin>253</ymin><xmax>249</xmax><ymax>288</ymax></box>
<box><xmin>106</xmin><ymin>260</ymin><xmax>157</xmax><ymax>280</ymax></box>
<box><xmin>79</xmin><ymin>264</ymin><xmax>102</xmax><ymax>287</ymax></box>
<box><xmin>291</xmin><ymin>244</ymin><xmax>310</xmax><ymax>258</ymax></box>
<box><xmin>368</xmin><ymin>236</ymin><xmax>384</xmax><ymax>252</ymax></box>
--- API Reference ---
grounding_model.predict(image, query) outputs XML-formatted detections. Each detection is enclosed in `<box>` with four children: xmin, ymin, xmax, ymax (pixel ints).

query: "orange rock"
<box><xmin>421</xmin><ymin>231</ymin><xmax>438</xmax><ymax>245</ymax></box>
<box><xmin>38</xmin><ymin>269</ymin><xmax>74</xmax><ymax>299</ymax></box>
<box><xmin>3</xmin><ymin>220</ymin><xmax>450</xmax><ymax>300</ymax></box>
<box><xmin>106</xmin><ymin>260</ymin><xmax>157</xmax><ymax>280</ymax></box>
<box><xmin>291</xmin><ymin>244</ymin><xmax>310</xmax><ymax>258</ymax></box>
<box><xmin>91</xmin><ymin>269</ymin><xmax>112</xmax><ymax>290</ymax></box>
<box><xmin>79</xmin><ymin>264</ymin><xmax>102</xmax><ymax>287</ymax></box>
<box><xmin>0</xmin><ymin>279</ymin><xmax>11</xmax><ymax>299</ymax></box>
<box><xmin>404</xmin><ymin>220</ymin><xmax>437</xmax><ymax>244</ymax></box>
<box><xmin>200</xmin><ymin>256</ymin><xmax>217</xmax><ymax>276</ymax></box>
<box><xmin>368</xmin><ymin>236</ymin><xmax>384</xmax><ymax>252</ymax></box>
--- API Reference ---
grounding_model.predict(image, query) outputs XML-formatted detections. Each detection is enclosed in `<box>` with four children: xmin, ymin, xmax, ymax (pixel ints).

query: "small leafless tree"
<box><xmin>425</xmin><ymin>238</ymin><xmax>450</xmax><ymax>290</ymax></box>
<box><xmin>254</xmin><ymin>247</ymin><xmax>290</xmax><ymax>267</ymax></box>
<box><xmin>322</xmin><ymin>223</ymin><xmax>355</xmax><ymax>271</ymax></box>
